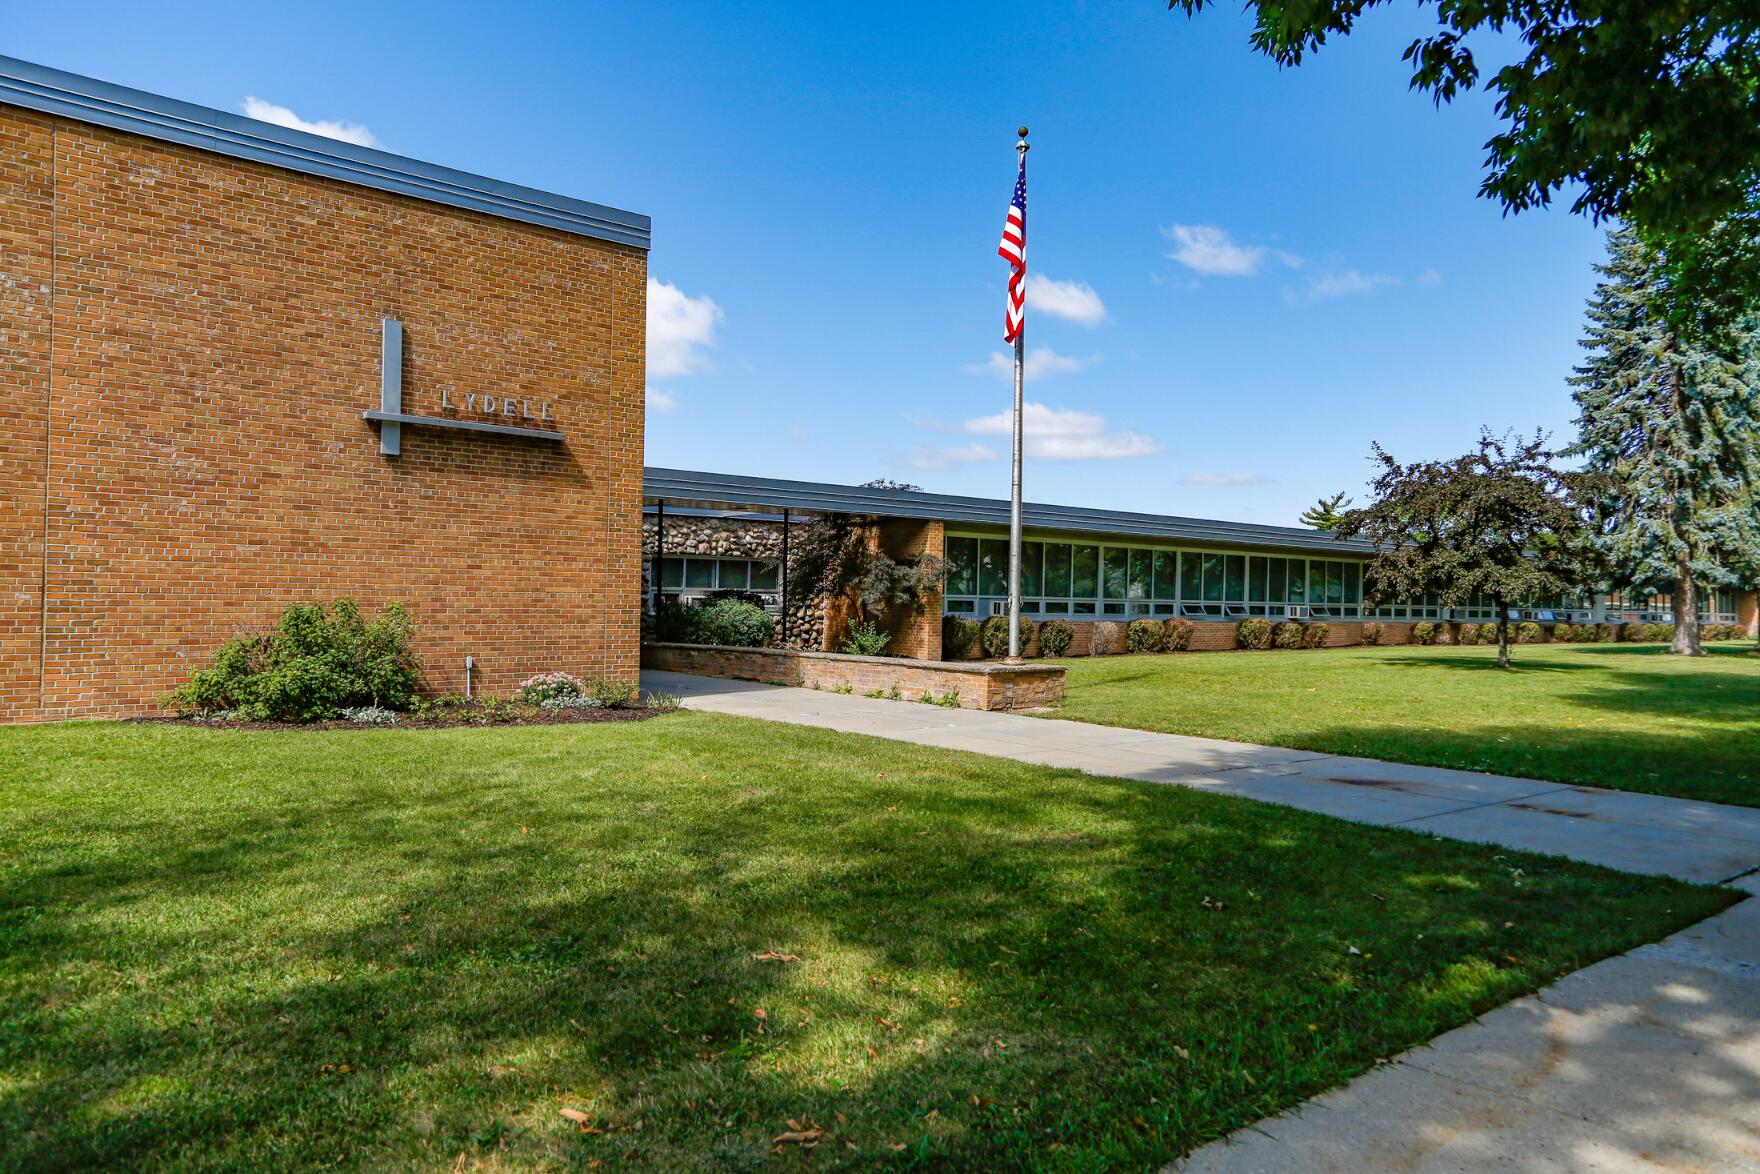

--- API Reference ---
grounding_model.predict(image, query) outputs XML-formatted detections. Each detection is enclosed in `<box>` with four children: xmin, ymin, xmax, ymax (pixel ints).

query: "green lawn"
<box><xmin>0</xmin><ymin>717</ymin><xmax>1734</xmax><ymax>1170</ymax></box>
<box><xmin>1045</xmin><ymin>641</ymin><xmax>1760</xmax><ymax>807</ymax></box>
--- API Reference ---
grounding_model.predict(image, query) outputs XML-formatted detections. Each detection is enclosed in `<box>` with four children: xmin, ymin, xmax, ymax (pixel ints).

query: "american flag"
<box><xmin>997</xmin><ymin>153</ymin><xmax>1026</xmax><ymax>343</ymax></box>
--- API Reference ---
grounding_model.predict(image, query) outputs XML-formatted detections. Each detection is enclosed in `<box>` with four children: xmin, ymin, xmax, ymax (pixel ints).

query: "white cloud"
<box><xmin>647</xmin><ymin>389</ymin><xmax>678</xmax><ymax>413</ymax></box>
<box><xmin>241</xmin><ymin>97</ymin><xmax>380</xmax><ymax>148</ymax></box>
<box><xmin>1417</xmin><ymin>267</ymin><xmax>1443</xmax><ymax>287</ymax></box>
<box><xmin>961</xmin><ymin>402</ymin><xmax>1162</xmax><ymax>461</ymax></box>
<box><xmin>908</xmin><ymin>442</ymin><xmax>999</xmax><ymax>470</ymax></box>
<box><xmin>964</xmin><ymin>346</ymin><xmax>1094</xmax><ymax>381</ymax></box>
<box><xmin>1287</xmin><ymin>269</ymin><xmax>1400</xmax><ymax>305</ymax></box>
<box><xmin>1025</xmin><ymin>274</ymin><xmax>1106</xmax><ymax>326</ymax></box>
<box><xmin>1184</xmin><ymin>471</ymin><xmax>1272</xmax><ymax>487</ymax></box>
<box><xmin>1163</xmin><ymin>224</ymin><xmax>1298</xmax><ymax>277</ymax></box>
<box><xmin>646</xmin><ymin>277</ymin><xmax>723</xmax><ymax>380</ymax></box>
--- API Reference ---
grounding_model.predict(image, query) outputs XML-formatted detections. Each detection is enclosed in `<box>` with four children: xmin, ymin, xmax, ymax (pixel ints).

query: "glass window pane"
<box><xmin>1326</xmin><ymin>561</ymin><xmax>1343</xmax><ymax>605</ymax></box>
<box><xmin>1225</xmin><ymin>555</ymin><xmax>1246</xmax><ymax>601</ymax></box>
<box><xmin>1267</xmin><ymin>557</ymin><xmax>1286</xmax><ymax>604</ymax></box>
<box><xmin>718</xmin><ymin>560</ymin><xmax>749</xmax><ymax>589</ymax></box>
<box><xmin>1180</xmin><ymin>552</ymin><xmax>1202</xmax><ymax>600</ymax></box>
<box><xmin>1343</xmin><ymin>563</ymin><xmax>1360</xmax><ymax>605</ymax></box>
<box><xmin>750</xmin><ymin>561</ymin><xmax>779</xmax><ymax>590</ymax></box>
<box><xmin>1248</xmin><ymin>557</ymin><xmax>1267</xmax><ymax>602</ymax></box>
<box><xmin>1044</xmin><ymin>543</ymin><xmax>1071</xmax><ymax>596</ymax></box>
<box><xmin>685</xmin><ymin>559</ymin><xmax>714</xmax><ymax>589</ymax></box>
<box><xmin>1072</xmin><ymin>545</ymin><xmax>1099</xmax><ymax>598</ymax></box>
<box><xmin>1128</xmin><ymin>550</ymin><xmax>1152</xmax><ymax>599</ymax></box>
<box><xmin>661</xmin><ymin>557</ymin><xmax>684</xmax><ymax>588</ymax></box>
<box><xmin>945</xmin><ymin>537</ymin><xmax>977</xmax><ymax>595</ymax></box>
<box><xmin>1202</xmin><ymin>554</ymin><xmax>1224</xmax><ymax>602</ymax></box>
<box><xmin>1287</xmin><ymin>560</ymin><xmax>1306</xmax><ymax>604</ymax></box>
<box><xmin>978</xmin><ymin>539</ymin><xmax>1007</xmax><ymax>596</ymax></box>
<box><xmin>1103</xmin><ymin>548</ymin><xmax>1129</xmax><ymax>599</ymax></box>
<box><xmin>1022</xmin><ymin>541</ymin><xmax>1043</xmax><ymax>598</ymax></box>
<box><xmin>1153</xmin><ymin>551</ymin><xmax>1178</xmax><ymax>599</ymax></box>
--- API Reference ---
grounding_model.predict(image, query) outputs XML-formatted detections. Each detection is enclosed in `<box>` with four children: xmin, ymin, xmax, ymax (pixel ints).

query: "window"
<box><xmin>1266</xmin><ymin>558</ymin><xmax>1286</xmax><ymax>604</ymax></box>
<box><xmin>718</xmin><ymin>560</ymin><xmax>749</xmax><ymax>590</ymax></box>
<box><xmin>978</xmin><ymin>539</ymin><xmax>1007</xmax><ymax>596</ymax></box>
<box><xmin>1202</xmin><ymin>554</ymin><xmax>1224</xmax><ymax>602</ymax></box>
<box><xmin>750</xmin><ymin>562</ymin><xmax>779</xmax><ymax>591</ymax></box>
<box><xmin>1225</xmin><ymin>555</ymin><xmax>1246</xmax><ymax>602</ymax></box>
<box><xmin>660</xmin><ymin>557</ymin><xmax>684</xmax><ymax>589</ymax></box>
<box><xmin>1248</xmin><ymin>557</ymin><xmax>1267</xmax><ymax>603</ymax></box>
<box><xmin>685</xmin><ymin>560</ymin><xmax>714</xmax><ymax>589</ymax></box>
<box><xmin>1073</xmin><ymin>545</ymin><xmax>1099</xmax><ymax>599</ymax></box>
<box><xmin>945</xmin><ymin>536</ymin><xmax>977</xmax><ymax>595</ymax></box>
<box><xmin>1022</xmin><ymin>541</ymin><xmax>1043</xmax><ymax>598</ymax></box>
<box><xmin>1103</xmin><ymin>548</ymin><xmax>1129</xmax><ymax>600</ymax></box>
<box><xmin>1128</xmin><ymin>550</ymin><xmax>1152</xmax><ymax>600</ymax></box>
<box><xmin>1044</xmin><ymin>544</ymin><xmax>1072</xmax><ymax>596</ymax></box>
<box><xmin>1153</xmin><ymin>551</ymin><xmax>1178</xmax><ymax>600</ymax></box>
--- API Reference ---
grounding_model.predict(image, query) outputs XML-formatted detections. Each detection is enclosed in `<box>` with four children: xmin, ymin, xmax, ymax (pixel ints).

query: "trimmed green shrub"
<box><xmin>1596</xmin><ymin>622</ymin><xmax>1619</xmax><ymax>643</ymax></box>
<box><xmin>842</xmin><ymin>620</ymin><xmax>891</xmax><ymax>657</ymax></box>
<box><xmin>1360</xmin><ymin>622</ymin><xmax>1384</xmax><ymax>646</ymax></box>
<box><xmin>1038</xmin><ymin>618</ymin><xmax>1075</xmax><ymax>657</ymax></box>
<box><xmin>585</xmin><ymin>677</ymin><xmax>638</xmax><ymax>708</ymax></box>
<box><xmin>1162</xmin><ymin>618</ymin><xmax>1196</xmax><ymax>651</ymax></box>
<box><xmin>1090</xmin><ymin>621</ymin><xmax>1126</xmax><ymax>655</ymax></box>
<box><xmin>1516</xmin><ymin>621</ymin><xmax>1543</xmax><ymax>644</ymax></box>
<box><xmin>1237</xmin><ymin>617</ymin><xmax>1273</xmax><ymax>650</ymax></box>
<box><xmin>1620</xmin><ymin>621</ymin><xmax>1647</xmax><ymax>643</ymax></box>
<box><xmin>1273</xmin><ymin>621</ymin><xmax>1304</xmax><ymax>649</ymax></box>
<box><xmin>981</xmin><ymin>614</ymin><xmax>1036</xmax><ymax>657</ymax></box>
<box><xmin>941</xmin><ymin>615</ymin><xmax>980</xmax><ymax>659</ymax></box>
<box><xmin>1127</xmin><ymin>617</ymin><xmax>1165</xmax><ymax>653</ymax></box>
<box><xmin>168</xmin><ymin>599</ymin><xmax>420</xmax><ymax>722</ymax></box>
<box><xmin>1555</xmin><ymin>623</ymin><xmax>1580</xmax><ymax>643</ymax></box>
<box><xmin>1412</xmin><ymin>621</ymin><xmax>1436</xmax><ymax>645</ymax></box>
<box><xmin>1301</xmin><ymin>621</ymin><xmax>1330</xmax><ymax>649</ymax></box>
<box><xmin>1649</xmin><ymin>622</ymin><xmax>1677</xmax><ymax>642</ymax></box>
<box><xmin>692</xmin><ymin>598</ymin><xmax>775</xmax><ymax>648</ymax></box>
<box><xmin>1458</xmin><ymin>623</ymin><xmax>1481</xmax><ymax>645</ymax></box>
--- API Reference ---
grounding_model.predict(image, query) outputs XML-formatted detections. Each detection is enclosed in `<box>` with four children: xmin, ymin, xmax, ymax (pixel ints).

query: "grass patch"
<box><xmin>0</xmin><ymin>716</ymin><xmax>1734</xmax><ymax>1169</ymax></box>
<box><xmin>1044</xmin><ymin>642</ymin><xmax>1760</xmax><ymax>807</ymax></box>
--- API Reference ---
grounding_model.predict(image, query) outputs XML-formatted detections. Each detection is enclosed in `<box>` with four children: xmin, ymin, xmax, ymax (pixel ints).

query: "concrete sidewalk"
<box><xmin>645</xmin><ymin>670</ymin><xmax>1760</xmax><ymax>885</ymax></box>
<box><xmin>646</xmin><ymin>670</ymin><xmax>1760</xmax><ymax>1171</ymax></box>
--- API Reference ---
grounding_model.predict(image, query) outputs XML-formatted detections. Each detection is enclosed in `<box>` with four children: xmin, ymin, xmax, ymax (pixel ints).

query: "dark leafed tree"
<box><xmin>1169</xmin><ymin>1</ymin><xmax>1760</xmax><ymax>334</ymax></box>
<box><xmin>1300</xmin><ymin>491</ymin><xmax>1352</xmax><ymax>532</ymax></box>
<box><xmin>1568</xmin><ymin>228</ymin><xmax>1760</xmax><ymax>656</ymax></box>
<box><xmin>1334</xmin><ymin>432</ymin><xmax>1599</xmax><ymax>668</ymax></box>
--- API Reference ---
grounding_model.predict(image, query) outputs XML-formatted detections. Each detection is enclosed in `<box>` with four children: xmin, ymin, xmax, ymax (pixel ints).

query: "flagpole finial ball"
<box><xmin>1017</xmin><ymin>125</ymin><xmax>1029</xmax><ymax>139</ymax></box>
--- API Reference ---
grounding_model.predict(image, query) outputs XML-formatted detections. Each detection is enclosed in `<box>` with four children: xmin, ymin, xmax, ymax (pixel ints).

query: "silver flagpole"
<box><xmin>1007</xmin><ymin>126</ymin><xmax>1029</xmax><ymax>662</ymax></box>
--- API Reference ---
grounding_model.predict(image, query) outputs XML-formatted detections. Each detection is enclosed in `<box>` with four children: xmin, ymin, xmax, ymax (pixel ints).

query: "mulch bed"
<box><xmin>128</xmin><ymin>707</ymin><xmax>674</xmax><ymax>732</ymax></box>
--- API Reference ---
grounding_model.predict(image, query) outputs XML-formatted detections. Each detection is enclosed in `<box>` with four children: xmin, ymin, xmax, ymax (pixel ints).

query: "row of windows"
<box><xmin>653</xmin><ymin>556</ymin><xmax>780</xmax><ymax>593</ymax></box>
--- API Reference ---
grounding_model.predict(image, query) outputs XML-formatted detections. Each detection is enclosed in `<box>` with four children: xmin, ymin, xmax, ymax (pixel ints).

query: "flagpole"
<box><xmin>1007</xmin><ymin>126</ymin><xmax>1029</xmax><ymax>662</ymax></box>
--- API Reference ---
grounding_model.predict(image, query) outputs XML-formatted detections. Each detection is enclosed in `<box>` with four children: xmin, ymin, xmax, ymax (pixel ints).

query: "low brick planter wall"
<box><xmin>642</xmin><ymin>643</ymin><xmax>1064</xmax><ymax>711</ymax></box>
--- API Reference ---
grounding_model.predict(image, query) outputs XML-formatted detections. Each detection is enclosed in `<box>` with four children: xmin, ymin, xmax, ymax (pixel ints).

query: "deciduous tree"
<box><xmin>1335</xmin><ymin>433</ymin><xmax>1598</xmax><ymax>667</ymax></box>
<box><xmin>1568</xmin><ymin>228</ymin><xmax>1760</xmax><ymax>656</ymax></box>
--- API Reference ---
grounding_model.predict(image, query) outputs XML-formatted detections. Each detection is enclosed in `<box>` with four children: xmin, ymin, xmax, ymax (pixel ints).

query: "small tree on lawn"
<box><xmin>1335</xmin><ymin>432</ymin><xmax>1599</xmax><ymax>668</ymax></box>
<box><xmin>1300</xmin><ymin>491</ymin><xmax>1353</xmax><ymax>532</ymax></box>
<box><xmin>1568</xmin><ymin>227</ymin><xmax>1760</xmax><ymax>656</ymax></box>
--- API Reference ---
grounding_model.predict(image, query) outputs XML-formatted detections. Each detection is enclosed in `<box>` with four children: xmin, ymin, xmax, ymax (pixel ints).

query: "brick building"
<box><xmin>2</xmin><ymin>58</ymin><xmax>649</xmax><ymax>722</ymax></box>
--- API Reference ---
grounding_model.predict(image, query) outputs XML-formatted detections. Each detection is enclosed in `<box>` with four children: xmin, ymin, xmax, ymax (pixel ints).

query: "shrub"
<box><xmin>842</xmin><ymin>620</ymin><xmax>891</xmax><ymax>657</ymax></box>
<box><xmin>1273</xmin><ymin>621</ymin><xmax>1304</xmax><ymax>649</ymax></box>
<box><xmin>1091</xmin><ymin>621</ymin><xmax>1127</xmax><ymax>655</ymax></box>
<box><xmin>1236</xmin><ymin>617</ymin><xmax>1273</xmax><ymax>650</ymax></box>
<box><xmin>1596</xmin><ymin>622</ymin><xmax>1619</xmax><ymax>643</ymax></box>
<box><xmin>654</xmin><ymin>597</ymin><xmax>697</xmax><ymax>642</ymax></box>
<box><xmin>1360</xmin><ymin>622</ymin><xmax>1383</xmax><ymax>646</ymax></box>
<box><xmin>1649</xmin><ymin>622</ymin><xmax>1677</xmax><ymax>643</ymax></box>
<box><xmin>1620</xmin><ymin>621</ymin><xmax>1647</xmax><ymax>643</ymax></box>
<box><xmin>1162</xmin><ymin>618</ymin><xmax>1195</xmax><ymax>652</ymax></box>
<box><xmin>1550</xmin><ymin>623</ymin><xmax>1574</xmax><ymax>643</ymax></box>
<box><xmin>539</xmin><ymin>694</ymin><xmax>602</xmax><ymax>711</ymax></box>
<box><xmin>941</xmin><ymin>615</ymin><xmax>980</xmax><ymax>659</ymax></box>
<box><xmin>168</xmin><ymin>599</ymin><xmax>420</xmax><ymax>723</ymax></box>
<box><xmin>1301</xmin><ymin>621</ymin><xmax>1330</xmax><ymax>649</ymax></box>
<box><xmin>980</xmin><ymin>614</ymin><xmax>1036</xmax><ymax>657</ymax></box>
<box><xmin>1128</xmin><ymin>617</ymin><xmax>1165</xmax><ymax>653</ymax></box>
<box><xmin>691</xmin><ymin>598</ymin><xmax>775</xmax><ymax>647</ymax></box>
<box><xmin>1516</xmin><ymin>621</ymin><xmax>1543</xmax><ymax>644</ymax></box>
<box><xmin>1412</xmin><ymin>621</ymin><xmax>1436</xmax><ymax>645</ymax></box>
<box><xmin>518</xmin><ymin>671</ymin><xmax>584</xmax><ymax>705</ymax></box>
<box><xmin>705</xmin><ymin>587</ymin><xmax>768</xmax><ymax>609</ymax></box>
<box><xmin>1486</xmin><ymin>623</ymin><xmax>1508</xmax><ymax>645</ymax></box>
<box><xmin>340</xmin><ymin>705</ymin><xmax>400</xmax><ymax>725</ymax></box>
<box><xmin>1038</xmin><ymin>618</ymin><xmax>1075</xmax><ymax>657</ymax></box>
<box><xmin>1458</xmin><ymin>623</ymin><xmax>1481</xmax><ymax>645</ymax></box>
<box><xmin>585</xmin><ymin>677</ymin><xmax>638</xmax><ymax>708</ymax></box>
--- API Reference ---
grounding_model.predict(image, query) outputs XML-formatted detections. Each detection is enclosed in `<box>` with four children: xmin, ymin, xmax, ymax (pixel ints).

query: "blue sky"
<box><xmin>8</xmin><ymin>1</ymin><xmax>1606</xmax><ymax>526</ymax></box>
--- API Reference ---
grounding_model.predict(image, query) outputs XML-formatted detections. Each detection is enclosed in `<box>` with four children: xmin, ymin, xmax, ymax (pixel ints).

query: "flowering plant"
<box><xmin>517</xmin><ymin>671</ymin><xmax>585</xmax><ymax>705</ymax></box>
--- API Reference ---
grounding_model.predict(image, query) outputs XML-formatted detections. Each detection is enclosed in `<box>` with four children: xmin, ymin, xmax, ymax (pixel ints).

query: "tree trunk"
<box><xmin>1496</xmin><ymin>601</ymin><xmax>1511</xmax><ymax>668</ymax></box>
<box><xmin>1671</xmin><ymin>558</ymin><xmax>1704</xmax><ymax>656</ymax></box>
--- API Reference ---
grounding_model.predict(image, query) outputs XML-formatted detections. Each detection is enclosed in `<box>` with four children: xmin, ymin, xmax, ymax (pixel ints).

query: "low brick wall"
<box><xmin>642</xmin><ymin>642</ymin><xmax>1063</xmax><ymax>710</ymax></box>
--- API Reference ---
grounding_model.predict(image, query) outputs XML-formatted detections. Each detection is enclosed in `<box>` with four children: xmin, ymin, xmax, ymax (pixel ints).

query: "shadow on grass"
<box><xmin>0</xmin><ymin>719</ymin><xmax>1738</xmax><ymax>1169</ymax></box>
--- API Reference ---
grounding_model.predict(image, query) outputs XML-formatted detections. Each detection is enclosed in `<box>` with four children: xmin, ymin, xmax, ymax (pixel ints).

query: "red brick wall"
<box><xmin>3</xmin><ymin>108</ymin><xmax>645</xmax><ymax>722</ymax></box>
<box><xmin>874</xmin><ymin>518</ymin><xmax>944</xmax><ymax>660</ymax></box>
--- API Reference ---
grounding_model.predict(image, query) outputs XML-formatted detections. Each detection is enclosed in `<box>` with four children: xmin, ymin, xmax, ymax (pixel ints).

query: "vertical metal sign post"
<box><xmin>1006</xmin><ymin>127</ymin><xmax>1029</xmax><ymax>661</ymax></box>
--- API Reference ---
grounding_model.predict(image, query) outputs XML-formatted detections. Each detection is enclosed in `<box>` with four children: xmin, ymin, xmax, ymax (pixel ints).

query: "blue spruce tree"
<box><xmin>1569</xmin><ymin>228</ymin><xmax>1760</xmax><ymax>655</ymax></box>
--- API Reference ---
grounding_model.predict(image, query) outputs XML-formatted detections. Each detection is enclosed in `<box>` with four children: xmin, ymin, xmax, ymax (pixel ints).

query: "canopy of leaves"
<box><xmin>1334</xmin><ymin>432</ymin><xmax>1600</xmax><ymax>624</ymax></box>
<box><xmin>1567</xmin><ymin>227</ymin><xmax>1760</xmax><ymax>593</ymax></box>
<box><xmin>1171</xmin><ymin>1</ymin><xmax>1760</xmax><ymax>331</ymax></box>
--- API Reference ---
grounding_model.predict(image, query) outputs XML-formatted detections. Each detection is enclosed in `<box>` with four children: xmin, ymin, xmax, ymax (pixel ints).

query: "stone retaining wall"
<box><xmin>642</xmin><ymin>642</ymin><xmax>1064</xmax><ymax>711</ymax></box>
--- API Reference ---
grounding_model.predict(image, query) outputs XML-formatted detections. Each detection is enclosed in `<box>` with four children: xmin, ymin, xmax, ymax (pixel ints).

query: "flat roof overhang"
<box><xmin>644</xmin><ymin>467</ymin><xmax>1374</xmax><ymax>558</ymax></box>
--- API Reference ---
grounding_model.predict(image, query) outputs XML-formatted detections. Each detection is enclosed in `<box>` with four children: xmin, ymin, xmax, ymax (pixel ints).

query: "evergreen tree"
<box><xmin>1569</xmin><ymin>228</ymin><xmax>1760</xmax><ymax>656</ymax></box>
<box><xmin>1300</xmin><ymin>492</ymin><xmax>1352</xmax><ymax>531</ymax></box>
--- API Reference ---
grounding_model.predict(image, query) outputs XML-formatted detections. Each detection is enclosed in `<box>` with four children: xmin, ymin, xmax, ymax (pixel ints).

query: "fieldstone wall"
<box><xmin>641</xmin><ymin>515</ymin><xmax>829</xmax><ymax>649</ymax></box>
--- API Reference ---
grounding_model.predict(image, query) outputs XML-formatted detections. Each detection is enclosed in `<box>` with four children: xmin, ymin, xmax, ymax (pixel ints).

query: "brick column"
<box><xmin>872</xmin><ymin>518</ymin><xmax>945</xmax><ymax>660</ymax></box>
<box><xmin>1738</xmin><ymin>590</ymin><xmax>1759</xmax><ymax>639</ymax></box>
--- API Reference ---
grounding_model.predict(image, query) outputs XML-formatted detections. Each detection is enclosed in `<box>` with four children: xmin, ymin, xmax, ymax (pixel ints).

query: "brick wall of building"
<box><xmin>2</xmin><ymin>107</ymin><xmax>646</xmax><ymax>722</ymax></box>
